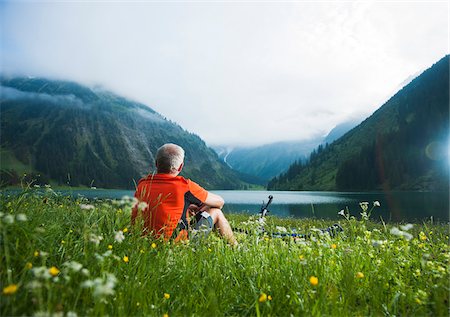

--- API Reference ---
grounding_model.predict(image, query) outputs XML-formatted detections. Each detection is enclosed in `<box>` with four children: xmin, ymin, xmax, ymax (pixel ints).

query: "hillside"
<box><xmin>0</xmin><ymin>77</ymin><xmax>245</xmax><ymax>189</ymax></box>
<box><xmin>213</xmin><ymin>119</ymin><xmax>359</xmax><ymax>184</ymax></box>
<box><xmin>268</xmin><ymin>55</ymin><xmax>449</xmax><ymax>191</ymax></box>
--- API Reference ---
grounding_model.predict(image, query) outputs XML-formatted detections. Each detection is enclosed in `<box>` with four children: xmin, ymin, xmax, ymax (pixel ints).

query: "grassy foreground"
<box><xmin>1</xmin><ymin>188</ymin><xmax>449</xmax><ymax>316</ymax></box>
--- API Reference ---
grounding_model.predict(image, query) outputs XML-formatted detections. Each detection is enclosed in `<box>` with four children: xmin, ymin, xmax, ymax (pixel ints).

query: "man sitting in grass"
<box><xmin>131</xmin><ymin>143</ymin><xmax>238</xmax><ymax>245</ymax></box>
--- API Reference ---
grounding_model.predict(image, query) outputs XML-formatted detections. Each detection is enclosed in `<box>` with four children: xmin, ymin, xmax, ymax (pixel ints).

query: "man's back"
<box><xmin>132</xmin><ymin>173</ymin><xmax>208</xmax><ymax>238</ymax></box>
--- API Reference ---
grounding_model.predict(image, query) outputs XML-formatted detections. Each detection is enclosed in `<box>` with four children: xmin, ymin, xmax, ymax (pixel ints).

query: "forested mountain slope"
<box><xmin>268</xmin><ymin>55</ymin><xmax>449</xmax><ymax>191</ymax></box>
<box><xmin>0</xmin><ymin>77</ymin><xmax>245</xmax><ymax>189</ymax></box>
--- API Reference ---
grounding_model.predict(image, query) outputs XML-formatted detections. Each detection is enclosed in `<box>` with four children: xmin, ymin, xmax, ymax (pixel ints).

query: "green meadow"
<box><xmin>1</xmin><ymin>187</ymin><xmax>449</xmax><ymax>316</ymax></box>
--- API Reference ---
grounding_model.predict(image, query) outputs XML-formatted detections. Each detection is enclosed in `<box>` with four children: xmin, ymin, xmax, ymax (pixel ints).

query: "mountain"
<box><xmin>212</xmin><ymin>119</ymin><xmax>359</xmax><ymax>184</ymax></box>
<box><xmin>268</xmin><ymin>55</ymin><xmax>449</xmax><ymax>191</ymax></box>
<box><xmin>213</xmin><ymin>140</ymin><xmax>320</xmax><ymax>183</ymax></box>
<box><xmin>0</xmin><ymin>77</ymin><xmax>245</xmax><ymax>190</ymax></box>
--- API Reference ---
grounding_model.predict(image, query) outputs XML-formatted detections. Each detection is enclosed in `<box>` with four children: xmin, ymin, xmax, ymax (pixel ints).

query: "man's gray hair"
<box><xmin>155</xmin><ymin>143</ymin><xmax>185</xmax><ymax>173</ymax></box>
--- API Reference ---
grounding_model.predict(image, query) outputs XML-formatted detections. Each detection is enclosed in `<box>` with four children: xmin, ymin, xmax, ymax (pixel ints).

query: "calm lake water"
<box><xmin>12</xmin><ymin>189</ymin><xmax>447</xmax><ymax>223</ymax></box>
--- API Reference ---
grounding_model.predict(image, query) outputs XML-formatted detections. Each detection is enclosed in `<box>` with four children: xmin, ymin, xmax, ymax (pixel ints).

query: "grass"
<box><xmin>1</xmin><ymin>187</ymin><xmax>449</xmax><ymax>316</ymax></box>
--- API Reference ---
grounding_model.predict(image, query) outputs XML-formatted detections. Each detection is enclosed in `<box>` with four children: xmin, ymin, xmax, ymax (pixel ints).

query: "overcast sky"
<box><xmin>1</xmin><ymin>1</ymin><xmax>448</xmax><ymax>146</ymax></box>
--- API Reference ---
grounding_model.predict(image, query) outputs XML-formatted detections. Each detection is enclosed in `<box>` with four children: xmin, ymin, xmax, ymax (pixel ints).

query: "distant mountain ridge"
<box><xmin>268</xmin><ymin>55</ymin><xmax>449</xmax><ymax>191</ymax></box>
<box><xmin>0</xmin><ymin>77</ymin><xmax>245</xmax><ymax>189</ymax></box>
<box><xmin>212</xmin><ymin>118</ymin><xmax>360</xmax><ymax>183</ymax></box>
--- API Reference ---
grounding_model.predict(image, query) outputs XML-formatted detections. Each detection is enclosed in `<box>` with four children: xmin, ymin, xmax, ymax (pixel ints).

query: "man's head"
<box><xmin>155</xmin><ymin>143</ymin><xmax>185</xmax><ymax>174</ymax></box>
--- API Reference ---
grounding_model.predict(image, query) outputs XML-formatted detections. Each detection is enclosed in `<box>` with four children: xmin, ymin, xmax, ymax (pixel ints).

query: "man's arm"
<box><xmin>204</xmin><ymin>192</ymin><xmax>225</xmax><ymax>209</ymax></box>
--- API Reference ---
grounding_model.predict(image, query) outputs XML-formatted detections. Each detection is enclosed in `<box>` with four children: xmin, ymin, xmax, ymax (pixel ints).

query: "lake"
<box><xmin>10</xmin><ymin>189</ymin><xmax>447</xmax><ymax>223</ymax></box>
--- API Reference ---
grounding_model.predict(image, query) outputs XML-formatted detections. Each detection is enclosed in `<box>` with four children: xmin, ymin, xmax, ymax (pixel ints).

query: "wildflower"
<box><xmin>275</xmin><ymin>226</ymin><xmax>287</xmax><ymax>233</ymax></box>
<box><xmin>419</xmin><ymin>231</ymin><xmax>427</xmax><ymax>241</ymax></box>
<box><xmin>26</xmin><ymin>262</ymin><xmax>33</xmax><ymax>269</ymax></box>
<box><xmin>82</xmin><ymin>273</ymin><xmax>117</xmax><ymax>298</ymax></box>
<box><xmin>49</xmin><ymin>266</ymin><xmax>60</xmax><ymax>277</ymax></box>
<box><xmin>80</xmin><ymin>204</ymin><xmax>95</xmax><ymax>210</ymax></box>
<box><xmin>331</xmin><ymin>243</ymin><xmax>337</xmax><ymax>249</ymax></box>
<box><xmin>115</xmin><ymin>231</ymin><xmax>125</xmax><ymax>243</ymax></box>
<box><xmin>67</xmin><ymin>312</ymin><xmax>77</xmax><ymax>317</ymax></box>
<box><xmin>356</xmin><ymin>272</ymin><xmax>364</xmax><ymax>279</ymax></box>
<box><xmin>32</xmin><ymin>266</ymin><xmax>52</xmax><ymax>279</ymax></box>
<box><xmin>338</xmin><ymin>210</ymin><xmax>345</xmax><ymax>216</ymax></box>
<box><xmin>258</xmin><ymin>292</ymin><xmax>267</xmax><ymax>302</ymax></box>
<box><xmin>390</xmin><ymin>227</ymin><xmax>413</xmax><ymax>241</ymax></box>
<box><xmin>3</xmin><ymin>284</ymin><xmax>18</xmax><ymax>295</ymax></box>
<box><xmin>123</xmin><ymin>256</ymin><xmax>129</xmax><ymax>263</ymax></box>
<box><xmin>137</xmin><ymin>201</ymin><xmax>148</xmax><ymax>211</ymax></box>
<box><xmin>3</xmin><ymin>215</ymin><xmax>14</xmax><ymax>224</ymax></box>
<box><xmin>268</xmin><ymin>295</ymin><xmax>272</xmax><ymax>301</ymax></box>
<box><xmin>123</xmin><ymin>227</ymin><xmax>128</xmax><ymax>233</ymax></box>
<box><xmin>16</xmin><ymin>214</ymin><xmax>28</xmax><ymax>221</ymax></box>
<box><xmin>108</xmin><ymin>245</ymin><xmax>113</xmax><ymax>250</ymax></box>
<box><xmin>371</xmin><ymin>240</ymin><xmax>386</xmax><ymax>248</ymax></box>
<box><xmin>163</xmin><ymin>314</ymin><xmax>169</xmax><ymax>317</ymax></box>
<box><xmin>63</xmin><ymin>261</ymin><xmax>83</xmax><ymax>272</ymax></box>
<box><xmin>208</xmin><ymin>248</ymin><xmax>212</xmax><ymax>252</ymax></box>
<box><xmin>89</xmin><ymin>233</ymin><xmax>103</xmax><ymax>245</ymax></box>
<box><xmin>164</xmin><ymin>293</ymin><xmax>170</xmax><ymax>299</ymax></box>
<box><xmin>400</xmin><ymin>224</ymin><xmax>414</xmax><ymax>231</ymax></box>
<box><xmin>373</xmin><ymin>201</ymin><xmax>380</xmax><ymax>207</ymax></box>
<box><xmin>61</xmin><ymin>240</ymin><xmax>65</xmax><ymax>244</ymax></box>
<box><xmin>309</xmin><ymin>276</ymin><xmax>319</xmax><ymax>286</ymax></box>
<box><xmin>299</xmin><ymin>255</ymin><xmax>304</xmax><ymax>260</ymax></box>
<box><xmin>151</xmin><ymin>243</ymin><xmax>157</xmax><ymax>249</ymax></box>
<box><xmin>359</xmin><ymin>202</ymin><xmax>369</xmax><ymax>212</ymax></box>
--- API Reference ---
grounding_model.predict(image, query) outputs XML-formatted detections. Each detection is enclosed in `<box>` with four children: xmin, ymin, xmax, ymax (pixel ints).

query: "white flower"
<box><xmin>27</xmin><ymin>280</ymin><xmax>43</xmax><ymax>289</ymax></box>
<box><xmin>89</xmin><ymin>233</ymin><xmax>103</xmax><ymax>245</ymax></box>
<box><xmin>338</xmin><ymin>210</ymin><xmax>345</xmax><ymax>216</ymax></box>
<box><xmin>82</xmin><ymin>273</ymin><xmax>117</xmax><ymax>298</ymax></box>
<box><xmin>32</xmin><ymin>266</ymin><xmax>52</xmax><ymax>280</ymax></box>
<box><xmin>373</xmin><ymin>201</ymin><xmax>381</xmax><ymax>207</ymax></box>
<box><xmin>359</xmin><ymin>202</ymin><xmax>369</xmax><ymax>212</ymax></box>
<box><xmin>371</xmin><ymin>240</ymin><xmax>386</xmax><ymax>248</ymax></box>
<box><xmin>400</xmin><ymin>223</ymin><xmax>414</xmax><ymax>231</ymax></box>
<box><xmin>114</xmin><ymin>230</ymin><xmax>125</xmax><ymax>243</ymax></box>
<box><xmin>275</xmin><ymin>226</ymin><xmax>287</xmax><ymax>233</ymax></box>
<box><xmin>81</xmin><ymin>268</ymin><xmax>90</xmax><ymax>276</ymax></box>
<box><xmin>390</xmin><ymin>227</ymin><xmax>403</xmax><ymax>236</ymax></box>
<box><xmin>33</xmin><ymin>184</ymin><xmax>41</xmax><ymax>188</ymax></box>
<box><xmin>3</xmin><ymin>215</ymin><xmax>14</xmax><ymax>224</ymax></box>
<box><xmin>67</xmin><ymin>312</ymin><xmax>78</xmax><ymax>317</ymax></box>
<box><xmin>390</xmin><ymin>227</ymin><xmax>413</xmax><ymax>241</ymax></box>
<box><xmin>16</xmin><ymin>214</ymin><xmax>28</xmax><ymax>221</ymax></box>
<box><xmin>137</xmin><ymin>201</ymin><xmax>148</xmax><ymax>211</ymax></box>
<box><xmin>63</xmin><ymin>261</ymin><xmax>83</xmax><ymax>272</ymax></box>
<box><xmin>80</xmin><ymin>204</ymin><xmax>95</xmax><ymax>210</ymax></box>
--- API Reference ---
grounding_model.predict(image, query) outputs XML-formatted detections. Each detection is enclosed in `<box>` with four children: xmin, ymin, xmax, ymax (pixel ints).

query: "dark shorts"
<box><xmin>192</xmin><ymin>211</ymin><xmax>213</xmax><ymax>233</ymax></box>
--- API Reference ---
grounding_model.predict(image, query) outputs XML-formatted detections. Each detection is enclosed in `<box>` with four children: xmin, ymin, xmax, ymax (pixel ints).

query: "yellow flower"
<box><xmin>419</xmin><ymin>232</ymin><xmax>427</xmax><ymax>241</ymax></box>
<box><xmin>258</xmin><ymin>292</ymin><xmax>267</xmax><ymax>303</ymax></box>
<box><xmin>3</xmin><ymin>284</ymin><xmax>18</xmax><ymax>295</ymax></box>
<box><xmin>356</xmin><ymin>272</ymin><xmax>364</xmax><ymax>279</ymax></box>
<box><xmin>34</xmin><ymin>251</ymin><xmax>39</xmax><ymax>257</ymax></box>
<box><xmin>299</xmin><ymin>255</ymin><xmax>304</xmax><ymax>260</ymax></box>
<box><xmin>309</xmin><ymin>276</ymin><xmax>319</xmax><ymax>286</ymax></box>
<box><xmin>151</xmin><ymin>243</ymin><xmax>157</xmax><ymax>249</ymax></box>
<box><xmin>140</xmin><ymin>249</ymin><xmax>145</xmax><ymax>254</ymax></box>
<box><xmin>123</xmin><ymin>227</ymin><xmax>128</xmax><ymax>233</ymax></box>
<box><xmin>163</xmin><ymin>314</ymin><xmax>169</xmax><ymax>317</ymax></box>
<box><xmin>164</xmin><ymin>293</ymin><xmax>170</xmax><ymax>299</ymax></box>
<box><xmin>25</xmin><ymin>262</ymin><xmax>33</xmax><ymax>269</ymax></box>
<box><xmin>49</xmin><ymin>266</ymin><xmax>60</xmax><ymax>277</ymax></box>
<box><xmin>331</xmin><ymin>243</ymin><xmax>337</xmax><ymax>249</ymax></box>
<box><xmin>268</xmin><ymin>295</ymin><xmax>272</xmax><ymax>301</ymax></box>
<box><xmin>208</xmin><ymin>248</ymin><xmax>212</xmax><ymax>252</ymax></box>
<box><xmin>61</xmin><ymin>240</ymin><xmax>65</xmax><ymax>244</ymax></box>
<box><xmin>108</xmin><ymin>245</ymin><xmax>113</xmax><ymax>250</ymax></box>
<box><xmin>123</xmin><ymin>256</ymin><xmax>129</xmax><ymax>263</ymax></box>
